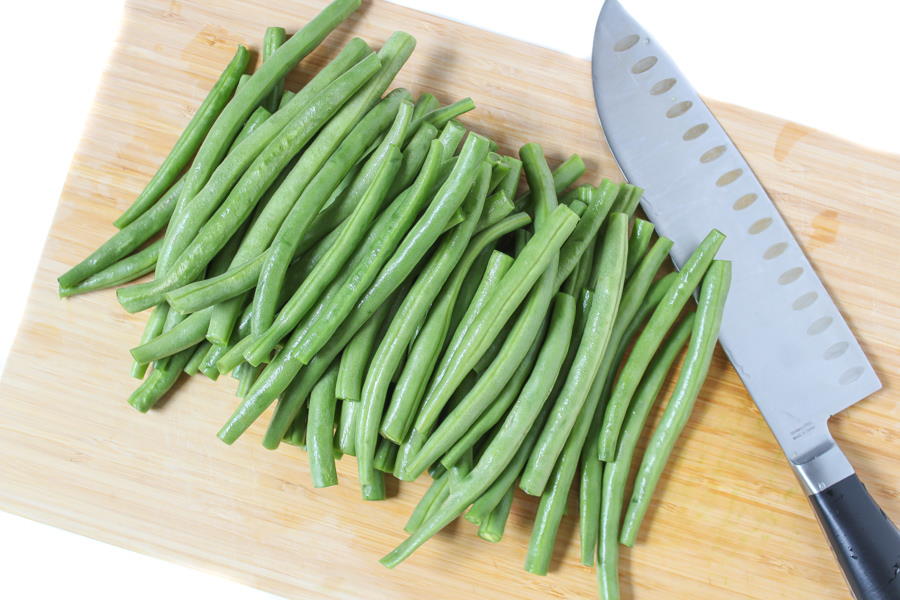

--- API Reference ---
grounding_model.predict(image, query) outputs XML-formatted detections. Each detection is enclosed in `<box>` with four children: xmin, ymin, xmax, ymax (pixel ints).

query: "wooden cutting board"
<box><xmin>1</xmin><ymin>1</ymin><xmax>897</xmax><ymax>598</ymax></box>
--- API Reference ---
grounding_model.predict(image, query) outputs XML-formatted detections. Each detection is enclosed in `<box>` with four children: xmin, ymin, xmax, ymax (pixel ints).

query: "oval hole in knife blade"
<box><xmin>764</xmin><ymin>242</ymin><xmax>788</xmax><ymax>259</ymax></box>
<box><xmin>839</xmin><ymin>366</ymin><xmax>864</xmax><ymax>385</ymax></box>
<box><xmin>792</xmin><ymin>291</ymin><xmax>818</xmax><ymax>310</ymax></box>
<box><xmin>700</xmin><ymin>145</ymin><xmax>726</xmax><ymax>163</ymax></box>
<box><xmin>631</xmin><ymin>56</ymin><xmax>658</xmax><ymax>74</ymax></box>
<box><xmin>733</xmin><ymin>193</ymin><xmax>757</xmax><ymax>210</ymax></box>
<box><xmin>716</xmin><ymin>168</ymin><xmax>744</xmax><ymax>187</ymax></box>
<box><xmin>824</xmin><ymin>342</ymin><xmax>849</xmax><ymax>360</ymax></box>
<box><xmin>614</xmin><ymin>34</ymin><xmax>640</xmax><ymax>51</ymax></box>
<box><xmin>748</xmin><ymin>217</ymin><xmax>773</xmax><ymax>234</ymax></box>
<box><xmin>807</xmin><ymin>316</ymin><xmax>833</xmax><ymax>335</ymax></box>
<box><xmin>778</xmin><ymin>267</ymin><xmax>804</xmax><ymax>285</ymax></box>
<box><xmin>683</xmin><ymin>123</ymin><xmax>708</xmax><ymax>140</ymax></box>
<box><xmin>666</xmin><ymin>101</ymin><xmax>693</xmax><ymax>118</ymax></box>
<box><xmin>650</xmin><ymin>78</ymin><xmax>676</xmax><ymax>95</ymax></box>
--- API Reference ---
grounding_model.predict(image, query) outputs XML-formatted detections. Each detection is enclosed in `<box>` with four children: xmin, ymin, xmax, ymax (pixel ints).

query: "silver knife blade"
<box><xmin>592</xmin><ymin>0</ymin><xmax>881</xmax><ymax>492</ymax></box>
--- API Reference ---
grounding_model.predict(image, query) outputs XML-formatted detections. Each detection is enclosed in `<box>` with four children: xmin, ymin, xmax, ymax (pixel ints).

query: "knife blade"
<box><xmin>592</xmin><ymin>2</ymin><xmax>899</xmax><ymax>599</ymax></box>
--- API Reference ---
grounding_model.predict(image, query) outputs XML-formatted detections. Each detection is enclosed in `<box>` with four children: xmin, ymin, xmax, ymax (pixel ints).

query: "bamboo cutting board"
<box><xmin>1</xmin><ymin>1</ymin><xmax>898</xmax><ymax>598</ymax></box>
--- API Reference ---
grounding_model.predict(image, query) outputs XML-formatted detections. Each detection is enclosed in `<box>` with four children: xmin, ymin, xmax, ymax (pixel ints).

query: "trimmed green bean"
<box><xmin>626</xmin><ymin>218</ymin><xmax>655</xmax><ymax>277</ymax></box>
<box><xmin>117</xmin><ymin>53</ymin><xmax>382</xmax><ymax>312</ymax></box>
<box><xmin>373</xmin><ymin>437</ymin><xmax>399</xmax><ymax>474</ymax></box>
<box><xmin>476</xmin><ymin>191</ymin><xmax>514</xmax><ymax>233</ymax></box>
<box><xmin>436</xmin><ymin>120</ymin><xmax>466</xmax><ymax>157</ymax></box>
<box><xmin>59</xmin><ymin>177</ymin><xmax>183</xmax><ymax>290</ymax></box>
<box><xmin>183</xmin><ymin>340</ymin><xmax>212</xmax><ymax>376</ymax></box>
<box><xmin>113</xmin><ymin>46</ymin><xmax>249</xmax><ymax>229</ymax></box>
<box><xmin>497</xmin><ymin>156</ymin><xmax>522</xmax><ymax>203</ymax></box>
<box><xmin>520</xmin><ymin>212</ymin><xmax>628</xmax><ymax>496</ymax></box>
<box><xmin>413</xmin><ymin>97</ymin><xmax>474</xmax><ymax>131</ymax></box>
<box><xmin>127</xmin><ymin>346</ymin><xmax>193</xmax><ymax>412</ymax></box>
<box><xmin>59</xmin><ymin>239</ymin><xmax>160</xmax><ymax>297</ymax></box>
<box><xmin>477</xmin><ymin>485</ymin><xmax>514</xmax><ymax>543</ymax></box>
<box><xmin>261</xmin><ymin>27</ymin><xmax>287</xmax><ymax>113</ymax></box>
<box><xmin>597</xmin><ymin>229</ymin><xmax>725</xmax><ymax>461</ymax></box>
<box><xmin>380</xmin><ymin>293</ymin><xmax>574</xmax><ymax>567</ymax></box>
<box><xmin>307</xmin><ymin>365</ymin><xmax>339</xmax><ymax>488</ymax></box>
<box><xmin>337</xmin><ymin>397</ymin><xmax>359</xmax><ymax>456</ymax></box>
<box><xmin>598</xmin><ymin>313</ymin><xmax>694</xmax><ymax>598</ymax></box>
<box><xmin>621</xmin><ymin>259</ymin><xmax>730</xmax><ymax>544</ymax></box>
<box><xmin>515</xmin><ymin>153</ymin><xmax>584</xmax><ymax>212</ymax></box>
<box><xmin>130</xmin><ymin>307</ymin><xmax>212</xmax><ymax>364</ymax></box>
<box><xmin>357</xmin><ymin>162</ymin><xmax>490</xmax><ymax>496</ymax></box>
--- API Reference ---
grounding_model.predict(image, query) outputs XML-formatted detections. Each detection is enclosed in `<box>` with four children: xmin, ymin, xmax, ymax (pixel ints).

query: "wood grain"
<box><xmin>1</xmin><ymin>1</ymin><xmax>898</xmax><ymax>598</ymax></box>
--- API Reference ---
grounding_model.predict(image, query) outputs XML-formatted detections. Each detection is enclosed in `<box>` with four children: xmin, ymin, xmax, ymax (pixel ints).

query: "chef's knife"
<box><xmin>592</xmin><ymin>2</ymin><xmax>900</xmax><ymax>598</ymax></box>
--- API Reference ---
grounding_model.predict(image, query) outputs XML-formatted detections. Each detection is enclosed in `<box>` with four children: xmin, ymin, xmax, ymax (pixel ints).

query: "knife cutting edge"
<box><xmin>591</xmin><ymin>1</ymin><xmax>900</xmax><ymax>598</ymax></box>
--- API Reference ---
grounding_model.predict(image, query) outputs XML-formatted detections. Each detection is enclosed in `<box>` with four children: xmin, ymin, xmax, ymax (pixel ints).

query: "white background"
<box><xmin>1</xmin><ymin>0</ymin><xmax>897</xmax><ymax>598</ymax></box>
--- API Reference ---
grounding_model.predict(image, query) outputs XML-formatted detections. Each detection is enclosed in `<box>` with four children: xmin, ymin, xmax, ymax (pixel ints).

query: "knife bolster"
<box><xmin>791</xmin><ymin>433</ymin><xmax>854</xmax><ymax>495</ymax></box>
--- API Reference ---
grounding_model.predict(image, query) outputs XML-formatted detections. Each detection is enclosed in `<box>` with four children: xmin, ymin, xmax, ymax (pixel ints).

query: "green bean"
<box><xmin>615</xmin><ymin>272</ymin><xmax>678</xmax><ymax>366</ymax></box>
<box><xmin>216</xmin><ymin>334</ymin><xmax>257</xmax><ymax>375</ymax></box>
<box><xmin>597</xmin><ymin>229</ymin><xmax>725</xmax><ymax>461</ymax></box>
<box><xmin>380</xmin><ymin>293</ymin><xmax>574</xmax><ymax>566</ymax></box>
<box><xmin>554</xmin><ymin>179</ymin><xmax>619</xmax><ymax>287</ymax></box>
<box><xmin>598</xmin><ymin>313</ymin><xmax>694</xmax><ymax>598</ymax></box>
<box><xmin>113</xmin><ymin>47</ymin><xmax>249</xmax><ymax>229</ymax></box>
<box><xmin>626</xmin><ymin>218</ymin><xmax>655</xmax><ymax>277</ymax></box>
<box><xmin>383</xmin><ymin>248</ymin><xmax>516</xmax><ymax>446</ymax></box>
<box><xmin>411</xmin><ymin>93</ymin><xmax>439</xmax><ymax>122</ymax></box>
<box><xmin>166</xmin><ymin>0</ymin><xmax>362</xmax><ymax>245</ymax></box>
<box><xmin>519</xmin><ymin>143</ymin><xmax>557</xmax><ymax>226</ymax></box>
<box><xmin>59</xmin><ymin>177</ymin><xmax>184</xmax><ymax>290</ymax></box>
<box><xmin>337</xmin><ymin>397</ymin><xmax>359</xmax><ymax>455</ymax></box>
<box><xmin>436</xmin><ymin>120</ymin><xmax>466</xmax><ymax>157</ymax></box>
<box><xmin>475</xmin><ymin>191</ymin><xmax>513</xmax><ymax>233</ymax></box>
<box><xmin>130</xmin><ymin>307</ymin><xmax>212</xmax><ymax>364</ymax></box>
<box><xmin>562</xmin><ymin>236</ymin><xmax>595</xmax><ymax>297</ymax></box>
<box><xmin>248</xmin><ymin>103</ymin><xmax>411</xmax><ymax>350</ymax></box>
<box><xmin>183</xmin><ymin>340</ymin><xmax>212</xmax><ymax>376</ymax></box>
<box><xmin>251</xmin><ymin>135</ymin><xmax>491</xmax><ymax>448</ymax></box>
<box><xmin>130</xmin><ymin>305</ymin><xmax>169</xmax><ymax>379</ymax></box>
<box><xmin>520</xmin><ymin>212</ymin><xmax>628</xmax><ymax>496</ymax></box>
<box><xmin>515</xmin><ymin>153</ymin><xmax>584</xmax><ymax>212</ymax></box>
<box><xmin>198</xmin><ymin>343</ymin><xmax>224</xmax><ymax>380</ymax></box>
<box><xmin>412</xmin><ymin>97</ymin><xmax>475</xmax><ymax>132</ymax></box>
<box><xmin>415</xmin><ymin>204</ymin><xmax>578</xmax><ymax>443</ymax></box>
<box><xmin>487</xmin><ymin>155</ymin><xmax>511</xmax><ymax>195</ymax></box>
<box><xmin>387</xmin><ymin>122</ymin><xmax>439</xmax><ymax>198</ymax></box>
<box><xmin>440</xmin><ymin>316</ymin><xmax>547</xmax><ymax>469</ymax></box>
<box><xmin>234</xmin><ymin>362</ymin><xmax>259</xmax><ymax>398</ymax></box>
<box><xmin>127</xmin><ymin>346</ymin><xmax>194</xmax><ymax>412</ymax></box>
<box><xmin>620</xmin><ymin>260</ymin><xmax>730</xmax><ymax>544</ymax></box>
<box><xmin>471</xmin><ymin>315</ymin><xmax>513</xmax><ymax>374</ymax></box>
<box><xmin>578</xmin><ymin>443</ymin><xmax>603</xmax><ymax>567</ymax></box>
<box><xmin>447</xmin><ymin>445</ymin><xmax>474</xmax><ymax>493</ymax></box>
<box><xmin>59</xmin><ymin>239</ymin><xmax>160</xmax><ymax>297</ymax></box>
<box><xmin>335</xmin><ymin>300</ymin><xmax>392</xmax><ymax>401</ymax></box>
<box><xmin>560</xmin><ymin>184</ymin><xmax>594</xmax><ymax>205</ymax></box>
<box><xmin>357</xmin><ymin>162</ymin><xmax>490</xmax><ymax>496</ymax></box>
<box><xmin>404</xmin><ymin>473</ymin><xmax>450</xmax><ymax>533</ymax></box>
<box><xmin>283</xmin><ymin>404</ymin><xmax>309</xmax><ymax>448</ymax></box>
<box><xmin>307</xmin><ymin>365</ymin><xmax>339</xmax><ymax>488</ymax></box>
<box><xmin>373</xmin><ymin>437</ymin><xmax>399</xmax><ymax>474</ymax></box>
<box><xmin>477</xmin><ymin>485</ymin><xmax>514</xmax><ymax>543</ymax></box>
<box><xmin>117</xmin><ymin>54</ymin><xmax>382</xmax><ymax>313</ymax></box>
<box><xmin>232</xmin><ymin>106</ymin><xmax>271</xmax><ymax>148</ymax></box>
<box><xmin>261</xmin><ymin>27</ymin><xmax>287</xmax><ymax>112</ymax></box>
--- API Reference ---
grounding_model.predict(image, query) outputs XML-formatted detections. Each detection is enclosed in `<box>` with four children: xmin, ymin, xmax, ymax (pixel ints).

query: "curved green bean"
<box><xmin>597</xmin><ymin>229</ymin><xmax>725</xmax><ymax>461</ymax></box>
<box><xmin>515</xmin><ymin>153</ymin><xmax>584</xmax><ymax>212</ymax></box>
<box><xmin>598</xmin><ymin>312</ymin><xmax>694</xmax><ymax>598</ymax></box>
<box><xmin>113</xmin><ymin>46</ymin><xmax>249</xmax><ymax>229</ymax></box>
<box><xmin>520</xmin><ymin>212</ymin><xmax>628</xmax><ymax>497</ymax></box>
<box><xmin>621</xmin><ymin>259</ymin><xmax>730</xmax><ymax>544</ymax></box>
<box><xmin>307</xmin><ymin>365</ymin><xmax>339</xmax><ymax>488</ymax></box>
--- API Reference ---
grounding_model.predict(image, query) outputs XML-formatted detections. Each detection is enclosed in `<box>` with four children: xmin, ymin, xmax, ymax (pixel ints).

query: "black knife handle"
<box><xmin>810</xmin><ymin>473</ymin><xmax>900</xmax><ymax>599</ymax></box>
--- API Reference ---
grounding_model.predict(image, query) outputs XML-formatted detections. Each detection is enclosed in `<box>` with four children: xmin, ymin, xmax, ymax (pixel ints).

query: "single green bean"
<box><xmin>380</xmin><ymin>294</ymin><xmax>574</xmax><ymax>567</ymax></box>
<box><xmin>621</xmin><ymin>260</ymin><xmax>730</xmax><ymax>544</ymax></box>
<box><xmin>167</xmin><ymin>0</ymin><xmax>362</xmax><ymax>246</ymax></box>
<box><xmin>282</xmin><ymin>404</ymin><xmax>309</xmax><ymax>448</ymax></box>
<box><xmin>598</xmin><ymin>313</ymin><xmax>694</xmax><ymax>598</ymax></box>
<box><xmin>497</xmin><ymin>156</ymin><xmax>522</xmax><ymax>203</ymax></box>
<box><xmin>130</xmin><ymin>307</ymin><xmax>212</xmax><ymax>364</ymax></box>
<box><xmin>248</xmin><ymin>104</ymin><xmax>411</xmax><ymax>350</ymax></box>
<box><xmin>337</xmin><ymin>397</ymin><xmax>359</xmax><ymax>455</ymax></box>
<box><xmin>127</xmin><ymin>346</ymin><xmax>194</xmax><ymax>412</ymax></box>
<box><xmin>562</xmin><ymin>236</ymin><xmax>595</xmax><ymax>297</ymax></box>
<box><xmin>373</xmin><ymin>437</ymin><xmax>399</xmax><ymax>474</ymax></box>
<box><xmin>59</xmin><ymin>239</ymin><xmax>160</xmax><ymax>297</ymax></box>
<box><xmin>413</xmin><ymin>97</ymin><xmax>475</xmax><ymax>131</ymax></box>
<box><xmin>113</xmin><ymin>46</ymin><xmax>249</xmax><ymax>229</ymax></box>
<box><xmin>477</xmin><ymin>485</ymin><xmax>514</xmax><ymax>542</ymax></box>
<box><xmin>387</xmin><ymin>122</ymin><xmax>439</xmax><ymax>198</ymax></box>
<box><xmin>357</xmin><ymin>163</ymin><xmax>490</xmax><ymax>496</ymax></box>
<box><xmin>117</xmin><ymin>54</ymin><xmax>382</xmax><ymax>312</ymax></box>
<box><xmin>626</xmin><ymin>218</ymin><xmax>655</xmax><ymax>277</ymax></box>
<box><xmin>59</xmin><ymin>177</ymin><xmax>184</xmax><ymax>290</ymax></box>
<box><xmin>232</xmin><ymin>106</ymin><xmax>271</xmax><ymax>148</ymax></box>
<box><xmin>487</xmin><ymin>155</ymin><xmax>511</xmax><ymax>195</ymax></box>
<box><xmin>384</xmin><ymin>248</ymin><xmax>516</xmax><ymax>446</ymax></box>
<box><xmin>404</xmin><ymin>473</ymin><xmax>450</xmax><ymax>533</ymax></box>
<box><xmin>515</xmin><ymin>154</ymin><xmax>584</xmax><ymax>212</ymax></box>
<box><xmin>307</xmin><ymin>365</ymin><xmax>339</xmax><ymax>488</ymax></box>
<box><xmin>183</xmin><ymin>340</ymin><xmax>212</xmax><ymax>376</ymax></box>
<box><xmin>261</xmin><ymin>27</ymin><xmax>287</xmax><ymax>112</ymax></box>
<box><xmin>475</xmin><ymin>191</ymin><xmax>514</xmax><ymax>233</ymax></box>
<box><xmin>520</xmin><ymin>212</ymin><xmax>628</xmax><ymax>496</ymax></box>
<box><xmin>411</xmin><ymin>92</ymin><xmax>439</xmax><ymax>122</ymax></box>
<box><xmin>436</xmin><ymin>120</ymin><xmax>466</xmax><ymax>157</ymax></box>
<box><xmin>597</xmin><ymin>229</ymin><xmax>725</xmax><ymax>461</ymax></box>
<box><xmin>416</xmin><ymin>204</ymin><xmax>579</xmax><ymax>443</ymax></box>
<box><xmin>234</xmin><ymin>362</ymin><xmax>259</xmax><ymax>398</ymax></box>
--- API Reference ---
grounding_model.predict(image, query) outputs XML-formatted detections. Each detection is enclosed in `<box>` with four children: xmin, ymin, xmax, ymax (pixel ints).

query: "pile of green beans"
<box><xmin>58</xmin><ymin>2</ymin><xmax>732</xmax><ymax>596</ymax></box>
